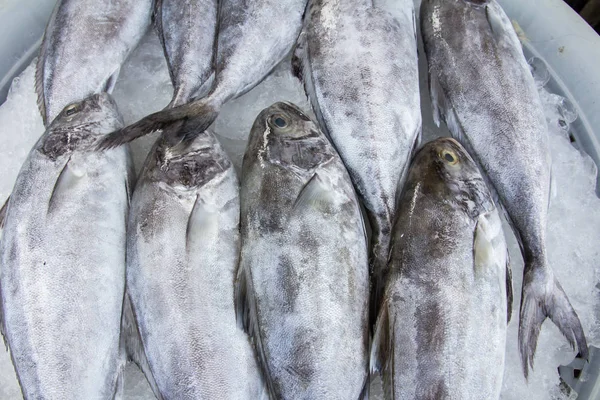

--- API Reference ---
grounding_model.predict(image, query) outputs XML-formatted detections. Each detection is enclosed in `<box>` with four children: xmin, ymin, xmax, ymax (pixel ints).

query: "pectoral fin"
<box><xmin>186</xmin><ymin>196</ymin><xmax>219</xmax><ymax>251</ymax></box>
<box><xmin>48</xmin><ymin>158</ymin><xmax>87</xmax><ymax>214</ymax></box>
<box><xmin>293</xmin><ymin>173</ymin><xmax>334</xmax><ymax>212</ymax></box>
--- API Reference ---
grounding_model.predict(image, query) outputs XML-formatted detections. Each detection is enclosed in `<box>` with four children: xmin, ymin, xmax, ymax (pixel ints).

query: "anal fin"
<box><xmin>358</xmin><ymin>374</ymin><xmax>370</xmax><ymax>400</ymax></box>
<box><xmin>103</xmin><ymin>67</ymin><xmax>122</xmax><ymax>94</ymax></box>
<box><xmin>371</xmin><ymin>302</ymin><xmax>395</xmax><ymax>400</ymax></box>
<box><xmin>370</xmin><ymin>302</ymin><xmax>391</xmax><ymax>375</ymax></box>
<box><xmin>506</xmin><ymin>250</ymin><xmax>513</xmax><ymax>323</ymax></box>
<box><xmin>428</xmin><ymin>68</ymin><xmax>444</xmax><ymax>128</ymax></box>
<box><xmin>0</xmin><ymin>280</ymin><xmax>6</xmax><ymax>350</ymax></box>
<box><xmin>121</xmin><ymin>291</ymin><xmax>163</xmax><ymax>400</ymax></box>
<box><xmin>111</xmin><ymin>362</ymin><xmax>125</xmax><ymax>400</ymax></box>
<box><xmin>235</xmin><ymin>264</ymin><xmax>277</xmax><ymax>399</ymax></box>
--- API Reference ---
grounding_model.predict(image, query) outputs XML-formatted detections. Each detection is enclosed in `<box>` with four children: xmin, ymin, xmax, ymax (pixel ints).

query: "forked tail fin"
<box><xmin>519</xmin><ymin>264</ymin><xmax>588</xmax><ymax>379</ymax></box>
<box><xmin>96</xmin><ymin>98</ymin><xmax>220</xmax><ymax>151</ymax></box>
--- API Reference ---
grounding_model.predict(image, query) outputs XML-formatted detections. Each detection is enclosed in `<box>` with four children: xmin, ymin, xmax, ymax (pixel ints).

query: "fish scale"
<box><xmin>371</xmin><ymin>138</ymin><xmax>510</xmax><ymax>400</ymax></box>
<box><xmin>126</xmin><ymin>122</ymin><xmax>265</xmax><ymax>400</ymax></box>
<box><xmin>36</xmin><ymin>0</ymin><xmax>152</xmax><ymax>126</ymax></box>
<box><xmin>0</xmin><ymin>93</ymin><xmax>134</xmax><ymax>399</ymax></box>
<box><xmin>154</xmin><ymin>0</ymin><xmax>217</xmax><ymax>108</ymax></box>
<box><xmin>420</xmin><ymin>0</ymin><xmax>588</xmax><ymax>378</ymax></box>
<box><xmin>293</xmin><ymin>0</ymin><xmax>422</xmax><ymax>326</ymax></box>
<box><xmin>236</xmin><ymin>102</ymin><xmax>370</xmax><ymax>400</ymax></box>
<box><xmin>97</xmin><ymin>0</ymin><xmax>308</xmax><ymax>152</ymax></box>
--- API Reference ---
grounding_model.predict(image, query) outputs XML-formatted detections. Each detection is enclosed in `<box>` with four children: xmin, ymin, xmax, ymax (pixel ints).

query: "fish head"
<box><xmin>147</xmin><ymin>126</ymin><xmax>233</xmax><ymax>190</ymax></box>
<box><xmin>49</xmin><ymin>92</ymin><xmax>124</xmax><ymax>135</ymax></box>
<box><xmin>408</xmin><ymin>137</ymin><xmax>494</xmax><ymax>218</ymax></box>
<box><xmin>245</xmin><ymin>102</ymin><xmax>333</xmax><ymax>174</ymax></box>
<box><xmin>42</xmin><ymin>93</ymin><xmax>124</xmax><ymax>159</ymax></box>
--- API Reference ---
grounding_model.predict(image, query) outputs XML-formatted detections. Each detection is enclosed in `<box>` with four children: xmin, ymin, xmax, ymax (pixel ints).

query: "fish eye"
<box><xmin>64</xmin><ymin>104</ymin><xmax>79</xmax><ymax>117</ymax></box>
<box><xmin>440</xmin><ymin>149</ymin><xmax>459</xmax><ymax>165</ymax></box>
<box><xmin>271</xmin><ymin>115</ymin><xmax>288</xmax><ymax>129</ymax></box>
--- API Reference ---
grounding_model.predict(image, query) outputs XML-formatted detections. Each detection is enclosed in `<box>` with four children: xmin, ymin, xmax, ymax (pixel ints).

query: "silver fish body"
<box><xmin>0</xmin><ymin>94</ymin><xmax>133</xmax><ymax>399</ymax></box>
<box><xmin>155</xmin><ymin>0</ymin><xmax>217</xmax><ymax>107</ymax></box>
<box><xmin>294</xmin><ymin>0</ymin><xmax>421</xmax><ymax>315</ymax></box>
<box><xmin>420</xmin><ymin>0</ymin><xmax>587</xmax><ymax>376</ymax></box>
<box><xmin>371</xmin><ymin>138</ymin><xmax>510</xmax><ymax>400</ymax></box>
<box><xmin>126</xmin><ymin>125</ymin><xmax>265</xmax><ymax>399</ymax></box>
<box><xmin>97</xmin><ymin>0</ymin><xmax>308</xmax><ymax>151</ymax></box>
<box><xmin>236</xmin><ymin>102</ymin><xmax>370</xmax><ymax>399</ymax></box>
<box><xmin>37</xmin><ymin>0</ymin><xmax>152</xmax><ymax>125</ymax></box>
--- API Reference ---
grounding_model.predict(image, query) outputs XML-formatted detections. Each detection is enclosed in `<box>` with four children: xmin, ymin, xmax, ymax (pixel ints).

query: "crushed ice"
<box><xmin>0</xmin><ymin>30</ymin><xmax>599</xmax><ymax>400</ymax></box>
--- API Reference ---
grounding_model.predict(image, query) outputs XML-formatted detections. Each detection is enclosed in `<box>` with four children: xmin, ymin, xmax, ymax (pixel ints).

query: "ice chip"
<box><xmin>557</xmin><ymin>96</ymin><xmax>578</xmax><ymax>124</ymax></box>
<box><xmin>529</xmin><ymin>57</ymin><xmax>551</xmax><ymax>88</ymax></box>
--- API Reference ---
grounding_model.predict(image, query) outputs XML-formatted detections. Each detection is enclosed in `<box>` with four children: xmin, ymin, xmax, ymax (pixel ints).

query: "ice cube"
<box><xmin>529</xmin><ymin>57</ymin><xmax>551</xmax><ymax>88</ymax></box>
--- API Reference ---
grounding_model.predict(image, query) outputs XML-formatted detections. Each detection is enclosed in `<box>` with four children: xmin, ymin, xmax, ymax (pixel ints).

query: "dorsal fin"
<box><xmin>0</xmin><ymin>195</ymin><xmax>10</xmax><ymax>230</ymax></box>
<box><xmin>36</xmin><ymin>44</ymin><xmax>48</xmax><ymax>125</ymax></box>
<box><xmin>36</xmin><ymin>1</ymin><xmax>61</xmax><ymax>126</ymax></box>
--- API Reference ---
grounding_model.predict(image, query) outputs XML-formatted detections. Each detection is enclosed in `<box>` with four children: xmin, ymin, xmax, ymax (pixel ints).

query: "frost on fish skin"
<box><xmin>126</xmin><ymin>125</ymin><xmax>265</xmax><ymax>399</ymax></box>
<box><xmin>420</xmin><ymin>0</ymin><xmax>588</xmax><ymax>378</ymax></box>
<box><xmin>373</xmin><ymin>138</ymin><xmax>508</xmax><ymax>400</ymax></box>
<box><xmin>155</xmin><ymin>0</ymin><xmax>218</xmax><ymax>107</ymax></box>
<box><xmin>299</xmin><ymin>0</ymin><xmax>422</xmax><ymax>324</ymax></box>
<box><xmin>37</xmin><ymin>0</ymin><xmax>153</xmax><ymax>126</ymax></box>
<box><xmin>96</xmin><ymin>0</ymin><xmax>308</xmax><ymax>151</ymax></box>
<box><xmin>237</xmin><ymin>102</ymin><xmax>369</xmax><ymax>399</ymax></box>
<box><xmin>0</xmin><ymin>93</ymin><xmax>132</xmax><ymax>399</ymax></box>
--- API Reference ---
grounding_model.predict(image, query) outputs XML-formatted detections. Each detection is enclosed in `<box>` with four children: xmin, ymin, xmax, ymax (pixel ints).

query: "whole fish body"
<box><xmin>98</xmin><ymin>0</ymin><xmax>309</xmax><ymax>150</ymax></box>
<box><xmin>37</xmin><ymin>0</ymin><xmax>153</xmax><ymax>126</ymax></box>
<box><xmin>371</xmin><ymin>138</ymin><xmax>510</xmax><ymax>399</ymax></box>
<box><xmin>154</xmin><ymin>0</ymin><xmax>217</xmax><ymax>108</ymax></box>
<box><xmin>0</xmin><ymin>94</ymin><xmax>134</xmax><ymax>399</ymax></box>
<box><xmin>126</xmin><ymin>124</ymin><xmax>265</xmax><ymax>399</ymax></box>
<box><xmin>294</xmin><ymin>0</ymin><xmax>422</xmax><ymax>318</ymax></box>
<box><xmin>236</xmin><ymin>102</ymin><xmax>370</xmax><ymax>399</ymax></box>
<box><xmin>420</xmin><ymin>0</ymin><xmax>587</xmax><ymax>376</ymax></box>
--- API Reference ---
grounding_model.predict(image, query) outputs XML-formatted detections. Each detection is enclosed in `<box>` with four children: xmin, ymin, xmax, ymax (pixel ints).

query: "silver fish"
<box><xmin>420</xmin><ymin>0</ymin><xmax>587</xmax><ymax>377</ymax></box>
<box><xmin>235</xmin><ymin>102</ymin><xmax>370</xmax><ymax>399</ymax></box>
<box><xmin>37</xmin><ymin>0</ymin><xmax>152</xmax><ymax>126</ymax></box>
<box><xmin>126</xmin><ymin>123</ymin><xmax>265</xmax><ymax>399</ymax></box>
<box><xmin>371</xmin><ymin>138</ymin><xmax>511</xmax><ymax>400</ymax></box>
<box><xmin>0</xmin><ymin>94</ymin><xmax>133</xmax><ymax>399</ymax></box>
<box><xmin>97</xmin><ymin>0</ymin><xmax>308</xmax><ymax>150</ymax></box>
<box><xmin>293</xmin><ymin>0</ymin><xmax>422</xmax><ymax>321</ymax></box>
<box><xmin>154</xmin><ymin>0</ymin><xmax>217</xmax><ymax>108</ymax></box>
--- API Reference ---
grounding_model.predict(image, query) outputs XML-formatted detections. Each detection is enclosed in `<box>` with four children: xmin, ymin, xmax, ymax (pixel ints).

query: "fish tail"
<box><xmin>96</xmin><ymin>97</ymin><xmax>221</xmax><ymax>151</ymax></box>
<box><xmin>519</xmin><ymin>262</ymin><xmax>588</xmax><ymax>379</ymax></box>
